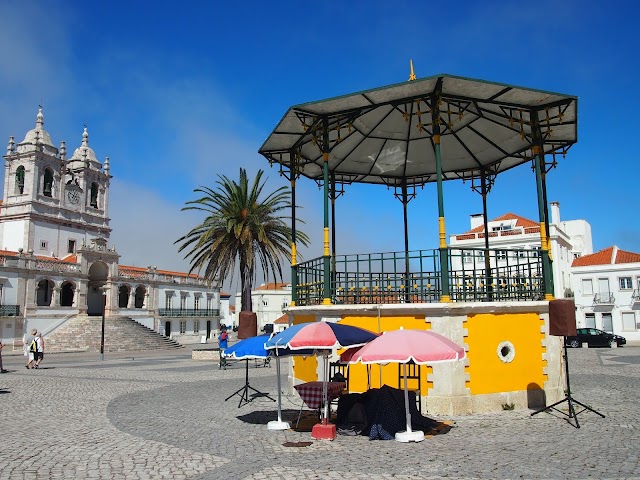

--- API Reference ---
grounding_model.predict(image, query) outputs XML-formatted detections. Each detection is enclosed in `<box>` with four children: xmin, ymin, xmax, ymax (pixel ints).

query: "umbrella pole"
<box><xmin>323</xmin><ymin>353</ymin><xmax>329</xmax><ymax>425</ymax></box>
<box><xmin>395</xmin><ymin>363</ymin><xmax>425</xmax><ymax>443</ymax></box>
<box><xmin>267</xmin><ymin>355</ymin><xmax>290</xmax><ymax>430</ymax></box>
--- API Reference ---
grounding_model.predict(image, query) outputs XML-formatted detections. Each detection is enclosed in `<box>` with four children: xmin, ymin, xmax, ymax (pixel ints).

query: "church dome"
<box><xmin>16</xmin><ymin>107</ymin><xmax>58</xmax><ymax>155</ymax></box>
<box><xmin>67</xmin><ymin>126</ymin><xmax>102</xmax><ymax>171</ymax></box>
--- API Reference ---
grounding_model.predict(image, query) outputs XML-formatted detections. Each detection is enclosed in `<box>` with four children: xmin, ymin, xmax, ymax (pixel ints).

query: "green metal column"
<box><xmin>290</xmin><ymin>150</ymin><xmax>297</xmax><ymax>306</ymax></box>
<box><xmin>531</xmin><ymin>110</ymin><xmax>554</xmax><ymax>300</ymax></box>
<box><xmin>331</xmin><ymin>172</ymin><xmax>337</xmax><ymax>301</ymax></box>
<box><xmin>322</xmin><ymin>117</ymin><xmax>332</xmax><ymax>305</ymax></box>
<box><xmin>433</xmin><ymin>81</ymin><xmax>451</xmax><ymax>302</ymax></box>
<box><xmin>402</xmin><ymin>179</ymin><xmax>410</xmax><ymax>302</ymax></box>
<box><xmin>481</xmin><ymin>170</ymin><xmax>493</xmax><ymax>300</ymax></box>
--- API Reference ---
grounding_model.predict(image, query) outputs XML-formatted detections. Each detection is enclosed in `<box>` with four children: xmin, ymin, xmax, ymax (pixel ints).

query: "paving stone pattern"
<box><xmin>1</xmin><ymin>346</ymin><xmax>640</xmax><ymax>479</ymax></box>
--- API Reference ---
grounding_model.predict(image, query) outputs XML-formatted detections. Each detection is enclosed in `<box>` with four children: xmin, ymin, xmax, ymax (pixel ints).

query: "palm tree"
<box><xmin>176</xmin><ymin>168</ymin><xmax>309</xmax><ymax>313</ymax></box>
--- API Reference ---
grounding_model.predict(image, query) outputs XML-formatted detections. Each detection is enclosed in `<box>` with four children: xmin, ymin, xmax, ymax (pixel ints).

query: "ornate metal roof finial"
<box><xmin>36</xmin><ymin>105</ymin><xmax>44</xmax><ymax>129</ymax></box>
<box><xmin>409</xmin><ymin>60</ymin><xmax>416</xmax><ymax>81</ymax></box>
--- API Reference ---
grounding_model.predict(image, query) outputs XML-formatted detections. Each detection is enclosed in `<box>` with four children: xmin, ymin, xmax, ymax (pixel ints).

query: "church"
<box><xmin>0</xmin><ymin>108</ymin><xmax>220</xmax><ymax>351</ymax></box>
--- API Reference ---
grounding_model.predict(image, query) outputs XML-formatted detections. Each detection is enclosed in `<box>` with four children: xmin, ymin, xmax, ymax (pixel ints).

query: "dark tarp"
<box><xmin>336</xmin><ymin>385</ymin><xmax>438</xmax><ymax>440</ymax></box>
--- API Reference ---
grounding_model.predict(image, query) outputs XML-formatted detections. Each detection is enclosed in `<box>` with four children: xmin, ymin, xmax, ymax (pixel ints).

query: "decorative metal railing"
<box><xmin>632</xmin><ymin>290</ymin><xmax>640</xmax><ymax>303</ymax></box>
<box><xmin>158</xmin><ymin>308</ymin><xmax>220</xmax><ymax>317</ymax></box>
<box><xmin>295</xmin><ymin>247</ymin><xmax>544</xmax><ymax>306</ymax></box>
<box><xmin>593</xmin><ymin>292</ymin><xmax>615</xmax><ymax>304</ymax></box>
<box><xmin>0</xmin><ymin>305</ymin><xmax>20</xmax><ymax>316</ymax></box>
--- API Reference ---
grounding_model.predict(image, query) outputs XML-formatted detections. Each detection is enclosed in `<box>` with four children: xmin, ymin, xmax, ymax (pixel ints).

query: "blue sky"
<box><xmin>1</xmin><ymin>0</ymin><xmax>638</xmax><ymax>292</ymax></box>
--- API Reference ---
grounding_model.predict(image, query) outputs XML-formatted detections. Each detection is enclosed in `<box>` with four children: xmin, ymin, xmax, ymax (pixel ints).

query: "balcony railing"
<box><xmin>0</xmin><ymin>305</ymin><xmax>20</xmax><ymax>316</ymax></box>
<box><xmin>159</xmin><ymin>308</ymin><xmax>220</xmax><ymax>317</ymax></box>
<box><xmin>593</xmin><ymin>292</ymin><xmax>615</xmax><ymax>305</ymax></box>
<box><xmin>295</xmin><ymin>247</ymin><xmax>544</xmax><ymax>306</ymax></box>
<box><xmin>633</xmin><ymin>290</ymin><xmax>640</xmax><ymax>304</ymax></box>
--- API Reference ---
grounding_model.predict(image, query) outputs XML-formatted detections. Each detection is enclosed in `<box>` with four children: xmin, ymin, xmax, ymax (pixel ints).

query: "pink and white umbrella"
<box><xmin>348</xmin><ymin>329</ymin><xmax>465</xmax><ymax>443</ymax></box>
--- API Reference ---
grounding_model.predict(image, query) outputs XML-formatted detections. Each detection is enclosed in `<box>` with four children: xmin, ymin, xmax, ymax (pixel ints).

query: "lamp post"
<box><xmin>100</xmin><ymin>286</ymin><xmax>108</xmax><ymax>361</ymax></box>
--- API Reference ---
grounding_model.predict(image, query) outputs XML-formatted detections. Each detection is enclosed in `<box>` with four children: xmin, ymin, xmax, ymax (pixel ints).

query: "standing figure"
<box><xmin>218</xmin><ymin>324</ymin><xmax>229</xmax><ymax>350</ymax></box>
<box><xmin>0</xmin><ymin>340</ymin><xmax>7</xmax><ymax>373</ymax></box>
<box><xmin>34</xmin><ymin>333</ymin><xmax>45</xmax><ymax>368</ymax></box>
<box><xmin>24</xmin><ymin>328</ymin><xmax>37</xmax><ymax>369</ymax></box>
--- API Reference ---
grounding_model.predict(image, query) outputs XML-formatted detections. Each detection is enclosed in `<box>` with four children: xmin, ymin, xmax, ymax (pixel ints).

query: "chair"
<box><xmin>398</xmin><ymin>362</ymin><xmax>422</xmax><ymax>413</ymax></box>
<box><xmin>328</xmin><ymin>361</ymin><xmax>350</xmax><ymax>419</ymax></box>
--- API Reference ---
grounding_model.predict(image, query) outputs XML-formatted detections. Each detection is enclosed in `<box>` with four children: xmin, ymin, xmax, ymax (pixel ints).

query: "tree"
<box><xmin>176</xmin><ymin>168</ymin><xmax>309</xmax><ymax>312</ymax></box>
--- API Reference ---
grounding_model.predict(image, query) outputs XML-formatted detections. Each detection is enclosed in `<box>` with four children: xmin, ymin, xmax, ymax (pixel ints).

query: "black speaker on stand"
<box><xmin>531</xmin><ymin>299</ymin><xmax>605</xmax><ymax>428</ymax></box>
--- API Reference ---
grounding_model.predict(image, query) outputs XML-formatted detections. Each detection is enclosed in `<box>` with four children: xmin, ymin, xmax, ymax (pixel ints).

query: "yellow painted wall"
<box><xmin>291</xmin><ymin>313</ymin><xmax>434</xmax><ymax>394</ymax></box>
<box><xmin>465</xmin><ymin>312</ymin><xmax>546</xmax><ymax>395</ymax></box>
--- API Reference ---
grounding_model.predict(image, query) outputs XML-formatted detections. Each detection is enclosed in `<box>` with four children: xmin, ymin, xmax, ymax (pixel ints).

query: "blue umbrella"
<box><xmin>222</xmin><ymin>334</ymin><xmax>312</xmax><ymax>430</ymax></box>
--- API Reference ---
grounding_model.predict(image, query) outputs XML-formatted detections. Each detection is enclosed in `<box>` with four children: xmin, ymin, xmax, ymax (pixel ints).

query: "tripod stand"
<box><xmin>531</xmin><ymin>339</ymin><xmax>605</xmax><ymax>428</ymax></box>
<box><xmin>225</xmin><ymin>359</ymin><xmax>276</xmax><ymax>408</ymax></box>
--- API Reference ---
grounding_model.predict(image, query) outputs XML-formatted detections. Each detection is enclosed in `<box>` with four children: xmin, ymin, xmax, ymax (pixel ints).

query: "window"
<box><xmin>582</xmin><ymin>279</ymin><xmax>593</xmax><ymax>296</ymax></box>
<box><xmin>165</xmin><ymin>293</ymin><xmax>173</xmax><ymax>310</ymax></box>
<box><xmin>15</xmin><ymin>166</ymin><xmax>25</xmax><ymax>194</ymax></box>
<box><xmin>622</xmin><ymin>312</ymin><xmax>636</xmax><ymax>331</ymax></box>
<box><xmin>532</xmin><ymin>246</ymin><xmax>541</xmax><ymax>258</ymax></box>
<box><xmin>179</xmin><ymin>321</ymin><xmax>187</xmax><ymax>334</ymax></box>
<box><xmin>180</xmin><ymin>295</ymin><xmax>187</xmax><ymax>310</ymax></box>
<box><xmin>585</xmin><ymin>313</ymin><xmax>596</xmax><ymax>328</ymax></box>
<box><xmin>463</xmin><ymin>252</ymin><xmax>473</xmax><ymax>263</ymax></box>
<box><xmin>194</xmin><ymin>320</ymin><xmax>200</xmax><ymax>333</ymax></box>
<box><xmin>194</xmin><ymin>296</ymin><xmax>200</xmax><ymax>310</ymax></box>
<box><xmin>496</xmin><ymin>250</ymin><xmax>507</xmax><ymax>260</ymax></box>
<box><xmin>573</xmin><ymin>253</ymin><xmax>581</xmax><ymax>259</ymax></box>
<box><xmin>515</xmin><ymin>248</ymin><xmax>526</xmax><ymax>258</ymax></box>
<box><xmin>619</xmin><ymin>277</ymin><xmax>633</xmax><ymax>290</ymax></box>
<box><xmin>262</xmin><ymin>298</ymin><xmax>269</xmax><ymax>307</ymax></box>
<box><xmin>68</xmin><ymin>239</ymin><xmax>76</xmax><ymax>254</ymax></box>
<box><xmin>40</xmin><ymin>240</ymin><xmax>48</xmax><ymax>250</ymax></box>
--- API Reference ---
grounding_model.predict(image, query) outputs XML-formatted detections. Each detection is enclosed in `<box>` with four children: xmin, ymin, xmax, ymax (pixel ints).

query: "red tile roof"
<box><xmin>572</xmin><ymin>246</ymin><xmax>640</xmax><ymax>267</ymax></box>
<box><xmin>255</xmin><ymin>282</ymin><xmax>290</xmax><ymax>291</ymax></box>
<box><xmin>466</xmin><ymin>213</ymin><xmax>538</xmax><ymax>234</ymax></box>
<box><xmin>274</xmin><ymin>313</ymin><xmax>289</xmax><ymax>324</ymax></box>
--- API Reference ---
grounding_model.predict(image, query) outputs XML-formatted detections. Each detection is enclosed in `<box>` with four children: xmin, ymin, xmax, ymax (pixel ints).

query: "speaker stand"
<box><xmin>531</xmin><ymin>338</ymin><xmax>605</xmax><ymax>428</ymax></box>
<box><xmin>225</xmin><ymin>360</ymin><xmax>276</xmax><ymax>408</ymax></box>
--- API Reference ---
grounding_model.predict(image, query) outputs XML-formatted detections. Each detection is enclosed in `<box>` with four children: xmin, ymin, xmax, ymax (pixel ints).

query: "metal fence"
<box><xmin>158</xmin><ymin>309</ymin><xmax>220</xmax><ymax>317</ymax></box>
<box><xmin>295</xmin><ymin>247</ymin><xmax>544</xmax><ymax>306</ymax></box>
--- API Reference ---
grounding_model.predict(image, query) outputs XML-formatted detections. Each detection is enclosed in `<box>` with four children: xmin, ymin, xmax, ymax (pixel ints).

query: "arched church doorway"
<box><xmin>60</xmin><ymin>282</ymin><xmax>75</xmax><ymax>307</ymax></box>
<box><xmin>36</xmin><ymin>279</ymin><xmax>54</xmax><ymax>306</ymax></box>
<box><xmin>87</xmin><ymin>261</ymin><xmax>109</xmax><ymax>316</ymax></box>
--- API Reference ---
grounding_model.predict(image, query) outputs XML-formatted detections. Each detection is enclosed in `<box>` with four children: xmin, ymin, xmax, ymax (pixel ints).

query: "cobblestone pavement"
<box><xmin>1</xmin><ymin>345</ymin><xmax>640</xmax><ymax>479</ymax></box>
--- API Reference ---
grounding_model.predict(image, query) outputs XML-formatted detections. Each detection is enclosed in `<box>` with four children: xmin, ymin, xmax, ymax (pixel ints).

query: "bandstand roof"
<box><xmin>259</xmin><ymin>74</ymin><xmax>578</xmax><ymax>186</ymax></box>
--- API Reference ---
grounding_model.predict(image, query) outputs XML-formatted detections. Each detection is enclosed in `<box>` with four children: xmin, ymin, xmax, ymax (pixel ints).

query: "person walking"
<box><xmin>218</xmin><ymin>324</ymin><xmax>229</xmax><ymax>350</ymax></box>
<box><xmin>24</xmin><ymin>328</ymin><xmax>37</xmax><ymax>369</ymax></box>
<box><xmin>34</xmin><ymin>332</ymin><xmax>45</xmax><ymax>368</ymax></box>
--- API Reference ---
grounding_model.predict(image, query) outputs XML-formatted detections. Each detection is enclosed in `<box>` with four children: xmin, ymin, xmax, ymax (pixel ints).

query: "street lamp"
<box><xmin>100</xmin><ymin>286</ymin><xmax>108</xmax><ymax>361</ymax></box>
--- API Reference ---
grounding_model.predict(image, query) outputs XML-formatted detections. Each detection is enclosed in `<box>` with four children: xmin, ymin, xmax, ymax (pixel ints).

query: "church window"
<box><xmin>90</xmin><ymin>182</ymin><xmax>99</xmax><ymax>208</ymax></box>
<box><xmin>194</xmin><ymin>320</ymin><xmax>200</xmax><ymax>333</ymax></box>
<box><xmin>194</xmin><ymin>295</ymin><xmax>201</xmax><ymax>311</ymax></box>
<box><xmin>179</xmin><ymin>321</ymin><xmax>187</xmax><ymax>334</ymax></box>
<box><xmin>68</xmin><ymin>239</ymin><xmax>76</xmax><ymax>254</ymax></box>
<box><xmin>36</xmin><ymin>279</ymin><xmax>53</xmax><ymax>306</ymax></box>
<box><xmin>15</xmin><ymin>166</ymin><xmax>25</xmax><ymax>194</ymax></box>
<box><xmin>43</xmin><ymin>168</ymin><xmax>54</xmax><ymax>197</ymax></box>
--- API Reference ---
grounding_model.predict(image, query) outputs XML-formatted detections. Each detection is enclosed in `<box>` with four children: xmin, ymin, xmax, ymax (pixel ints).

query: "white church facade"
<box><xmin>0</xmin><ymin>108</ymin><xmax>220</xmax><ymax>350</ymax></box>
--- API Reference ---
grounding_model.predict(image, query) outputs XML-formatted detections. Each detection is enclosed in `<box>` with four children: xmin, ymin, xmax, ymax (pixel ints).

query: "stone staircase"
<box><xmin>44</xmin><ymin>314</ymin><xmax>183</xmax><ymax>353</ymax></box>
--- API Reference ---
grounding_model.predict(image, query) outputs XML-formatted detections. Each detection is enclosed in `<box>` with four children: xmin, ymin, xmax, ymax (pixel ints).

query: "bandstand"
<box><xmin>259</xmin><ymin>72</ymin><xmax>577</xmax><ymax>414</ymax></box>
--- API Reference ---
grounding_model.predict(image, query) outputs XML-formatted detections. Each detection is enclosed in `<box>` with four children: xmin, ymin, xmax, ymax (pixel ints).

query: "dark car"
<box><xmin>565</xmin><ymin>328</ymin><xmax>626</xmax><ymax>348</ymax></box>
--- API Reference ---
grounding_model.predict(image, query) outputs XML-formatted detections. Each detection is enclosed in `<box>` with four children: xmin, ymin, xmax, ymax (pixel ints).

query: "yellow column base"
<box><xmin>440</xmin><ymin>295</ymin><xmax>452</xmax><ymax>303</ymax></box>
<box><xmin>545</xmin><ymin>294</ymin><xmax>555</xmax><ymax>301</ymax></box>
<box><xmin>322</xmin><ymin>298</ymin><xmax>332</xmax><ymax>305</ymax></box>
<box><xmin>289</xmin><ymin>301</ymin><xmax>296</xmax><ymax>307</ymax></box>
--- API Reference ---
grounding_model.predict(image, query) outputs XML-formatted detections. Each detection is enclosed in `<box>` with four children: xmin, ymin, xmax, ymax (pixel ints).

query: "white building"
<box><xmin>449</xmin><ymin>203</ymin><xmax>593</xmax><ymax>299</ymax></box>
<box><xmin>0</xmin><ymin>108</ymin><xmax>220</xmax><ymax>349</ymax></box>
<box><xmin>233</xmin><ymin>282</ymin><xmax>291</xmax><ymax>333</ymax></box>
<box><xmin>570</xmin><ymin>246</ymin><xmax>640</xmax><ymax>342</ymax></box>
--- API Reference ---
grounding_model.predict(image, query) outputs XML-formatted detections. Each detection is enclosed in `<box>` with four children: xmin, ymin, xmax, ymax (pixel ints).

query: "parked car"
<box><xmin>564</xmin><ymin>328</ymin><xmax>626</xmax><ymax>348</ymax></box>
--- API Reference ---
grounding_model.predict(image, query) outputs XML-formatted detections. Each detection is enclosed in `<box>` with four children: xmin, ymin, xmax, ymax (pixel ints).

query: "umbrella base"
<box><xmin>395</xmin><ymin>430</ymin><xmax>425</xmax><ymax>443</ymax></box>
<box><xmin>267</xmin><ymin>420</ymin><xmax>290</xmax><ymax>430</ymax></box>
<box><xmin>311</xmin><ymin>423</ymin><xmax>336</xmax><ymax>440</ymax></box>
